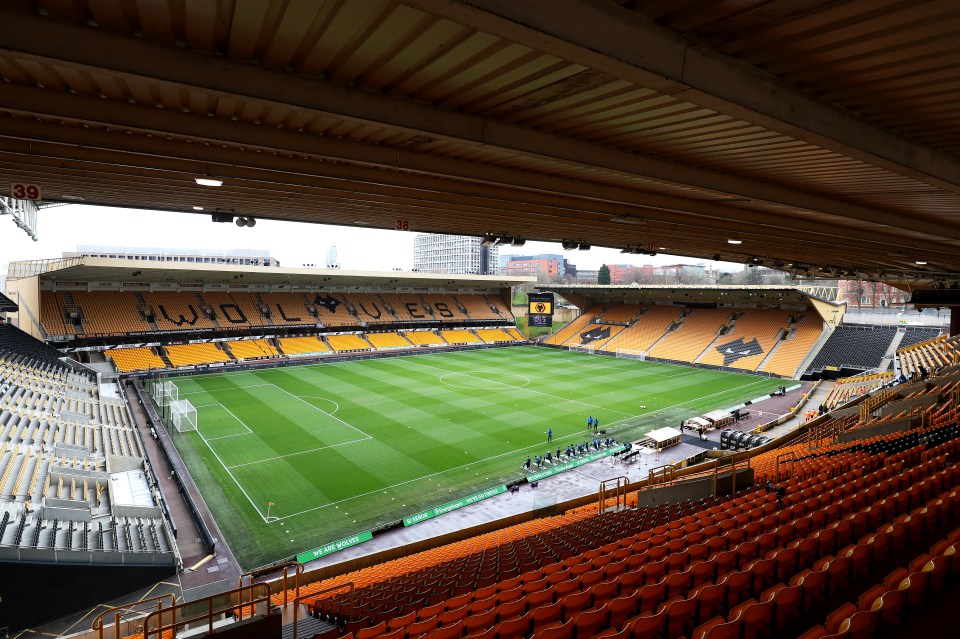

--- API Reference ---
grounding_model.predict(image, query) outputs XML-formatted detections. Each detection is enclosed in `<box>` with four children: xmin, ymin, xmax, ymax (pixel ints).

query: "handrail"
<box><xmin>141</xmin><ymin>583</ymin><xmax>274</xmax><ymax>639</ymax></box>
<box><xmin>647</xmin><ymin>464</ymin><xmax>675</xmax><ymax>488</ymax></box>
<box><xmin>713</xmin><ymin>455</ymin><xmax>739</xmax><ymax>497</ymax></box>
<box><xmin>598</xmin><ymin>476</ymin><xmax>628</xmax><ymax>513</ymax></box>
<box><xmin>91</xmin><ymin>593</ymin><xmax>176</xmax><ymax>639</ymax></box>
<box><xmin>774</xmin><ymin>451</ymin><xmax>796</xmax><ymax>481</ymax></box>
<box><xmin>292</xmin><ymin>582</ymin><xmax>355</xmax><ymax>639</ymax></box>
<box><xmin>239</xmin><ymin>561</ymin><xmax>304</xmax><ymax>607</ymax></box>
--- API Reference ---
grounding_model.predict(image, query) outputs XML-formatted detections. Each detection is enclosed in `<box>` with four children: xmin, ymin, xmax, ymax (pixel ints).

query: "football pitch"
<box><xmin>167</xmin><ymin>346</ymin><xmax>786</xmax><ymax>568</ymax></box>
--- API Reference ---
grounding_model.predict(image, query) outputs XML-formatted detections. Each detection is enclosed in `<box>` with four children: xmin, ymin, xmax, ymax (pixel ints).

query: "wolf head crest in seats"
<box><xmin>314</xmin><ymin>294</ymin><xmax>341</xmax><ymax>313</ymax></box>
<box><xmin>716</xmin><ymin>337</ymin><xmax>764</xmax><ymax>366</ymax></box>
<box><xmin>580</xmin><ymin>326</ymin><xmax>611</xmax><ymax>344</ymax></box>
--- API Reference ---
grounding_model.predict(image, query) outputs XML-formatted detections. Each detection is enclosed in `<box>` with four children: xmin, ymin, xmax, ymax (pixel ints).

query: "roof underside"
<box><xmin>536</xmin><ymin>284</ymin><xmax>826</xmax><ymax>308</ymax></box>
<box><xmin>31</xmin><ymin>258</ymin><xmax>529</xmax><ymax>290</ymax></box>
<box><xmin>1</xmin><ymin>0</ymin><xmax>958</xmax><ymax>288</ymax></box>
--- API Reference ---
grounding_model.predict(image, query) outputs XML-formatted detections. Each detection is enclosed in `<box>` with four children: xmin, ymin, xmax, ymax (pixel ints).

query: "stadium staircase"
<box><xmin>155</xmin><ymin>347</ymin><xmax>175</xmax><ymax>369</ymax></box>
<box><xmin>878</xmin><ymin>329</ymin><xmax>908</xmax><ymax>373</ymax></box>
<box><xmin>794</xmin><ymin>325</ymin><xmax>834</xmax><ymax>377</ymax></box>
<box><xmin>135</xmin><ymin>292</ymin><xmax>162</xmax><ymax>332</ymax></box>
<box><xmin>755</xmin><ymin>332</ymin><xmax>787</xmax><ymax>373</ymax></box>
<box><xmin>692</xmin><ymin>315</ymin><xmax>735</xmax><ymax>364</ymax></box>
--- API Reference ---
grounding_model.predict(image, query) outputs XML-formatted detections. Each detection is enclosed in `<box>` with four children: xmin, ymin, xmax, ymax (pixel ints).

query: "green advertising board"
<box><xmin>403</xmin><ymin>484</ymin><xmax>507</xmax><ymax>527</ymax></box>
<box><xmin>297</xmin><ymin>530</ymin><xmax>373</xmax><ymax>564</ymax></box>
<box><xmin>526</xmin><ymin>447</ymin><xmax>621</xmax><ymax>482</ymax></box>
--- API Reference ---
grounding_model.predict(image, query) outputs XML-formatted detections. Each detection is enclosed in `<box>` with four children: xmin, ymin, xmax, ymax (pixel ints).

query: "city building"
<box><xmin>500</xmin><ymin>254</ymin><xmax>576</xmax><ymax>279</ymax></box>
<box><xmin>839</xmin><ymin>280</ymin><xmax>909</xmax><ymax>307</ymax></box>
<box><xmin>64</xmin><ymin>245</ymin><xmax>279</xmax><ymax>266</ymax></box>
<box><xmin>326</xmin><ymin>245</ymin><xmax>340</xmax><ymax>269</ymax></box>
<box><xmin>412</xmin><ymin>233</ymin><xmax>499</xmax><ymax>275</ymax></box>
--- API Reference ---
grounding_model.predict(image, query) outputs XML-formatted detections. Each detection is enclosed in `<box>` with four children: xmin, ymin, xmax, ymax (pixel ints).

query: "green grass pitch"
<box><xmin>167</xmin><ymin>346</ymin><xmax>786</xmax><ymax>568</ymax></box>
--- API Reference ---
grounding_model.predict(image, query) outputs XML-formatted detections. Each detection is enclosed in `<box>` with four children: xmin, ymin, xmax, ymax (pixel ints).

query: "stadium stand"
<box><xmin>567</xmin><ymin>324</ymin><xmax>625</xmax><ymax>350</ymax></box>
<box><xmin>194</xmin><ymin>291</ymin><xmax>257</xmax><ymax>330</ymax></box>
<box><xmin>225</xmin><ymin>339</ymin><xmax>279</xmax><ymax>359</ymax></box>
<box><xmin>506</xmin><ymin>328</ymin><xmax>524</xmax><ymax>341</ymax></box>
<box><xmin>474</xmin><ymin>329</ymin><xmax>518</xmax><ymax>344</ymax></box>
<box><xmin>44</xmin><ymin>291</ymin><xmax>151</xmax><ymax>337</ymax></box>
<box><xmin>424</xmin><ymin>295</ymin><xmax>470</xmax><ymax>322</ymax></box>
<box><xmin>457</xmin><ymin>295</ymin><xmax>503</xmax><ymax>321</ymax></box>
<box><xmin>761</xmin><ymin>315</ymin><xmax>826</xmax><ymax>378</ymax></box>
<box><xmin>257</xmin><ymin>292</ymin><xmax>319</xmax><ymax>327</ymax></box>
<box><xmin>649</xmin><ymin>308</ymin><xmax>732</xmax><ymax>364</ymax></box>
<box><xmin>439</xmin><ymin>330</ymin><xmax>483</xmax><ymax>345</ymax></box>
<box><xmin>142</xmin><ymin>291</ymin><xmax>216</xmax><ymax>332</ymax></box>
<box><xmin>0</xmin><ymin>341</ymin><xmax>173</xmax><ymax>562</ymax></box>
<box><xmin>823</xmin><ymin>372</ymin><xmax>894</xmax><ymax>410</ymax></box>
<box><xmin>283</xmin><ymin>395</ymin><xmax>960</xmax><ymax>639</ymax></box>
<box><xmin>106</xmin><ymin>347</ymin><xmax>167</xmax><ymax>373</ymax></box>
<box><xmin>405</xmin><ymin>331</ymin><xmax>446</xmax><ymax>347</ymax></box>
<box><xmin>327</xmin><ymin>334</ymin><xmax>372</xmax><ymax>352</ymax></box>
<box><xmin>485</xmin><ymin>295</ymin><xmax>514</xmax><ymax>321</ymax></box>
<box><xmin>0</xmin><ymin>323</ymin><xmax>65</xmax><ymax>365</ymax></box>
<box><xmin>898</xmin><ymin>334</ymin><xmax>958</xmax><ymax>377</ymax></box>
<box><xmin>278</xmin><ymin>336</ymin><xmax>330</xmax><ymax>356</ymax></box>
<box><xmin>164</xmin><ymin>343</ymin><xmax>232</xmax><ymax>367</ymax></box>
<box><xmin>699</xmin><ymin>309</ymin><xmax>793</xmax><ymax>371</ymax></box>
<box><xmin>597</xmin><ymin>304</ymin><xmax>641</xmax><ymax>324</ymax></box>
<box><xmin>544</xmin><ymin>307</ymin><xmax>601</xmax><ymax>346</ymax></box>
<box><xmin>349</xmin><ymin>293</ymin><xmax>398</xmax><ymax>325</ymax></box>
<box><xmin>382</xmin><ymin>294</ymin><xmax>433</xmax><ymax>323</ymax></box>
<box><xmin>898</xmin><ymin>327</ymin><xmax>942</xmax><ymax>351</ymax></box>
<box><xmin>805</xmin><ymin>326</ymin><xmax>898</xmax><ymax>375</ymax></box>
<box><xmin>366</xmin><ymin>332</ymin><xmax>413</xmax><ymax>349</ymax></box>
<box><xmin>599</xmin><ymin>306</ymin><xmax>680</xmax><ymax>355</ymax></box>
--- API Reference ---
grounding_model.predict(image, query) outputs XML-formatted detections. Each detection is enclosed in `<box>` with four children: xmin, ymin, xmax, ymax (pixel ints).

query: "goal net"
<box><xmin>615</xmin><ymin>348</ymin><xmax>647</xmax><ymax>361</ymax></box>
<box><xmin>170</xmin><ymin>399</ymin><xmax>198</xmax><ymax>433</ymax></box>
<box><xmin>568</xmin><ymin>343</ymin><xmax>595</xmax><ymax>354</ymax></box>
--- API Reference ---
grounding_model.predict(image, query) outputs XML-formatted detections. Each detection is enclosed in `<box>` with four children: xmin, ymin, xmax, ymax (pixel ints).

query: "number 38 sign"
<box><xmin>10</xmin><ymin>183</ymin><xmax>42</xmax><ymax>201</ymax></box>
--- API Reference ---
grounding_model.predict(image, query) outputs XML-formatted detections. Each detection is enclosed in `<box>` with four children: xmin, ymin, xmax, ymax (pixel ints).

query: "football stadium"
<box><xmin>2</xmin><ymin>2</ymin><xmax>960</xmax><ymax>639</ymax></box>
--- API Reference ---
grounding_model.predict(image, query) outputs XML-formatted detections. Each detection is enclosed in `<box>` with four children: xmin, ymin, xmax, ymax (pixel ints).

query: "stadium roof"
<box><xmin>537</xmin><ymin>284</ymin><xmax>842</xmax><ymax>309</ymax></box>
<box><xmin>17</xmin><ymin>257</ymin><xmax>532</xmax><ymax>290</ymax></box>
<box><xmin>1</xmin><ymin>1</ymin><xmax>959</xmax><ymax>287</ymax></box>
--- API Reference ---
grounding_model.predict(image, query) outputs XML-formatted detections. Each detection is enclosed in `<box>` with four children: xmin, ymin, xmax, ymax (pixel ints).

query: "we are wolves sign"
<box><xmin>297</xmin><ymin>530</ymin><xmax>373</xmax><ymax>563</ymax></box>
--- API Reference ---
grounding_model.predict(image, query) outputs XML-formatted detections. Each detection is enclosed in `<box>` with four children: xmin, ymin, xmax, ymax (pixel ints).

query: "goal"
<box><xmin>615</xmin><ymin>348</ymin><xmax>647</xmax><ymax>361</ymax></box>
<box><xmin>170</xmin><ymin>398</ymin><xmax>198</xmax><ymax>433</ymax></box>
<box><xmin>568</xmin><ymin>344</ymin><xmax>595</xmax><ymax>354</ymax></box>
<box><xmin>146</xmin><ymin>379</ymin><xmax>198</xmax><ymax>432</ymax></box>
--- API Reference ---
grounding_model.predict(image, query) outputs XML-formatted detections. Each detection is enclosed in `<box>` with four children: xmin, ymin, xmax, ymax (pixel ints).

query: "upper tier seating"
<box><xmin>485</xmin><ymin>295</ymin><xmax>514</xmax><ymax>321</ymax></box>
<box><xmin>805</xmin><ymin>326</ymin><xmax>898</xmax><ymax>374</ymax></box>
<box><xmin>698</xmin><ymin>310</ymin><xmax>793</xmax><ymax>371</ymax></box>
<box><xmin>142</xmin><ymin>291</ymin><xmax>216</xmax><ymax>332</ymax></box>
<box><xmin>424</xmin><ymin>295</ymin><xmax>471</xmax><ymax>323</ymax></box>
<box><xmin>649</xmin><ymin>309</ymin><xmax>731</xmax><ymax>364</ymax></box>
<box><xmin>44</xmin><ymin>291</ymin><xmax>150</xmax><ymax>337</ymax></box>
<box><xmin>257</xmin><ymin>292</ymin><xmax>317</xmax><ymax>327</ymax></box>
<box><xmin>195</xmin><ymin>291</ymin><xmax>260</xmax><ymax>330</ymax></box>
<box><xmin>457</xmin><ymin>295</ymin><xmax>503</xmax><ymax>321</ymax></box>
<box><xmin>349</xmin><ymin>293</ymin><xmax>398</xmax><ymax>325</ymax></box>
<box><xmin>106</xmin><ymin>347</ymin><xmax>167</xmax><ymax>373</ymax></box>
<box><xmin>898</xmin><ymin>327</ymin><xmax>942</xmax><ymax>351</ymax></box>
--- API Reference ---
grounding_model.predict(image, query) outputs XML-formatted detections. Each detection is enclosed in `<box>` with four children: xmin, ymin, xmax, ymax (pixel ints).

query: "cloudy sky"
<box><xmin>3</xmin><ymin>204</ymin><xmax>738</xmax><ymax>274</ymax></box>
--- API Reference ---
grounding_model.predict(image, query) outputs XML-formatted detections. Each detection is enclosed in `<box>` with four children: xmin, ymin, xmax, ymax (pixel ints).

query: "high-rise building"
<box><xmin>326</xmin><ymin>245</ymin><xmax>340</xmax><ymax>269</ymax></box>
<box><xmin>412</xmin><ymin>234</ymin><xmax>499</xmax><ymax>274</ymax></box>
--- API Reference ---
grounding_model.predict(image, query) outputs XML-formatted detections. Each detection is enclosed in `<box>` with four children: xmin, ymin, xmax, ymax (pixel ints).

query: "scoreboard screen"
<box><xmin>528</xmin><ymin>293</ymin><xmax>554</xmax><ymax>327</ymax></box>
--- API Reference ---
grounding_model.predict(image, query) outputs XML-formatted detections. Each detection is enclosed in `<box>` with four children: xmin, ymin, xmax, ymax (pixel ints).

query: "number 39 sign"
<box><xmin>10</xmin><ymin>183</ymin><xmax>42</xmax><ymax>201</ymax></box>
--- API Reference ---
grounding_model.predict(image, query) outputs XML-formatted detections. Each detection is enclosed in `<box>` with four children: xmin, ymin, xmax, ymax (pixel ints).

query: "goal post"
<box><xmin>568</xmin><ymin>343</ymin><xmax>595</xmax><ymax>354</ymax></box>
<box><xmin>170</xmin><ymin>398</ymin><xmax>198</xmax><ymax>433</ymax></box>
<box><xmin>615</xmin><ymin>348</ymin><xmax>646</xmax><ymax>361</ymax></box>
<box><xmin>145</xmin><ymin>379</ymin><xmax>198</xmax><ymax>433</ymax></box>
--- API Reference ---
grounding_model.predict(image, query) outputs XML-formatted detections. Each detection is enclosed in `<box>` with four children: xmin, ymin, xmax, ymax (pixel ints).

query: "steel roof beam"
<box><xmin>403</xmin><ymin>0</ymin><xmax>960</xmax><ymax>195</ymax></box>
